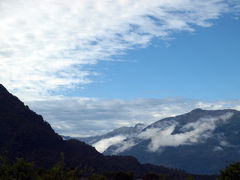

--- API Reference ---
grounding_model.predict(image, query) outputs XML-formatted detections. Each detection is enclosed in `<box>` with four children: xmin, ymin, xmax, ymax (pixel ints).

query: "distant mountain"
<box><xmin>68</xmin><ymin>123</ymin><xmax>146</xmax><ymax>152</ymax></box>
<box><xmin>80</xmin><ymin>108</ymin><xmax>240</xmax><ymax>174</ymax></box>
<box><xmin>0</xmin><ymin>84</ymin><xmax>211</xmax><ymax>179</ymax></box>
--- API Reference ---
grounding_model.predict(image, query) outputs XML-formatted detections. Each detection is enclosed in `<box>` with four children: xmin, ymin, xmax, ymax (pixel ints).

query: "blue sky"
<box><xmin>1</xmin><ymin>0</ymin><xmax>240</xmax><ymax>136</ymax></box>
<box><xmin>78</xmin><ymin>15</ymin><xmax>240</xmax><ymax>101</ymax></box>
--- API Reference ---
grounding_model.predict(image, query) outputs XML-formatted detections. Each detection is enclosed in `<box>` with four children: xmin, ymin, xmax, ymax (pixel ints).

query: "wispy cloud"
<box><xmin>26</xmin><ymin>97</ymin><xmax>240</xmax><ymax>136</ymax></box>
<box><xmin>1</xmin><ymin>0</ymin><xmax>239</xmax><ymax>99</ymax></box>
<box><xmin>138</xmin><ymin>112</ymin><xmax>234</xmax><ymax>152</ymax></box>
<box><xmin>93</xmin><ymin>135</ymin><xmax>126</xmax><ymax>153</ymax></box>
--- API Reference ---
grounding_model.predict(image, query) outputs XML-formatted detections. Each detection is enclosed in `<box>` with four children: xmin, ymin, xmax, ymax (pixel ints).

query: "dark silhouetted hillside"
<box><xmin>0</xmin><ymin>85</ymin><xmax>181</xmax><ymax>175</ymax></box>
<box><xmin>0</xmin><ymin>84</ymin><xmax>215</xmax><ymax>179</ymax></box>
<box><xmin>0</xmin><ymin>84</ymin><xmax>102</xmax><ymax>170</ymax></box>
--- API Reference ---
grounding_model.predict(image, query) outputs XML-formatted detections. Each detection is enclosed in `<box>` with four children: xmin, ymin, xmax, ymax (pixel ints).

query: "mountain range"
<box><xmin>74</xmin><ymin>108</ymin><xmax>240</xmax><ymax>174</ymax></box>
<box><xmin>0</xmin><ymin>84</ymin><xmax>217</xmax><ymax>179</ymax></box>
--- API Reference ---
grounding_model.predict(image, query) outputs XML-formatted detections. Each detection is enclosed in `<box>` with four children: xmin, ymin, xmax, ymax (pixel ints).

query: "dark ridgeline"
<box><xmin>0</xmin><ymin>84</ymin><xmax>216</xmax><ymax>179</ymax></box>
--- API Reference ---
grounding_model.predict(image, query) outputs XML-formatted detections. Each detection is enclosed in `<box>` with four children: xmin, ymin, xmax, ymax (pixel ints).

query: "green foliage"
<box><xmin>185</xmin><ymin>175</ymin><xmax>195</xmax><ymax>180</ymax></box>
<box><xmin>0</xmin><ymin>151</ymin><xmax>220</xmax><ymax>180</ymax></box>
<box><xmin>0</xmin><ymin>152</ymin><xmax>38</xmax><ymax>180</ymax></box>
<box><xmin>100</xmin><ymin>171</ymin><xmax>134</xmax><ymax>180</ymax></box>
<box><xmin>89</xmin><ymin>174</ymin><xmax>107</xmax><ymax>180</ymax></box>
<box><xmin>218</xmin><ymin>162</ymin><xmax>240</xmax><ymax>180</ymax></box>
<box><xmin>78</xmin><ymin>164</ymin><xmax>94</xmax><ymax>177</ymax></box>
<box><xmin>12</xmin><ymin>158</ymin><xmax>37</xmax><ymax>180</ymax></box>
<box><xmin>0</xmin><ymin>152</ymin><xmax>80</xmax><ymax>180</ymax></box>
<box><xmin>0</xmin><ymin>152</ymin><xmax>14</xmax><ymax>180</ymax></box>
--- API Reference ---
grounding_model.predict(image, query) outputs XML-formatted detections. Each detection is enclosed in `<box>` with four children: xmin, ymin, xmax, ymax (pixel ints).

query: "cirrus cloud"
<box><xmin>0</xmin><ymin>0</ymin><xmax>239</xmax><ymax>100</ymax></box>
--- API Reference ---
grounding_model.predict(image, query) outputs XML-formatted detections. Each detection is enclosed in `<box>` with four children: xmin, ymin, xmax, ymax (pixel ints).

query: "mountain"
<box><xmin>0</xmin><ymin>84</ymin><xmax>103</xmax><ymax>170</ymax></box>
<box><xmin>0</xmin><ymin>84</ymin><xmax>210</xmax><ymax>179</ymax></box>
<box><xmin>80</xmin><ymin>108</ymin><xmax>240</xmax><ymax>174</ymax></box>
<box><xmin>66</xmin><ymin>123</ymin><xmax>146</xmax><ymax>152</ymax></box>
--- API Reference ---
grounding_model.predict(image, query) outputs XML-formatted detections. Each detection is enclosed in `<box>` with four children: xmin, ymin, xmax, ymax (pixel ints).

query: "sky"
<box><xmin>1</xmin><ymin>0</ymin><xmax>240</xmax><ymax>136</ymax></box>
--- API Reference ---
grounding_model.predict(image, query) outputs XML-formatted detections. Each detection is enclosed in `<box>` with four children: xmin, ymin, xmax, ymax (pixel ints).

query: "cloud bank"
<box><xmin>1</xmin><ymin>0</ymin><xmax>239</xmax><ymax>99</ymax></box>
<box><xmin>26</xmin><ymin>97</ymin><xmax>240</xmax><ymax>136</ymax></box>
<box><xmin>93</xmin><ymin>135</ymin><xmax>126</xmax><ymax>153</ymax></box>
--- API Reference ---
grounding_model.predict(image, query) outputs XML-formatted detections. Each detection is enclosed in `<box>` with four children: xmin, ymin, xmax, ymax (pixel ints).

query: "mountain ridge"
<box><xmin>76</xmin><ymin>107</ymin><xmax>240</xmax><ymax>174</ymax></box>
<box><xmin>1</xmin><ymin>84</ymin><xmax>210</xmax><ymax>178</ymax></box>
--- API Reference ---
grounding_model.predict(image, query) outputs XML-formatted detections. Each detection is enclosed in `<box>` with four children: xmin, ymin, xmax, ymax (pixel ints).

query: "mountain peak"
<box><xmin>0</xmin><ymin>84</ymin><xmax>27</xmax><ymax>112</ymax></box>
<box><xmin>190</xmin><ymin>108</ymin><xmax>238</xmax><ymax>114</ymax></box>
<box><xmin>134</xmin><ymin>123</ymin><xmax>145</xmax><ymax>129</ymax></box>
<box><xmin>0</xmin><ymin>84</ymin><xmax>10</xmax><ymax>96</ymax></box>
<box><xmin>190</xmin><ymin>108</ymin><xmax>204</xmax><ymax>113</ymax></box>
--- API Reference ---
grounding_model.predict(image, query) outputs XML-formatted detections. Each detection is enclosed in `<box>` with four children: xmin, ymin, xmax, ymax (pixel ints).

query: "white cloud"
<box><xmin>234</xmin><ymin>106</ymin><xmax>240</xmax><ymax>111</ymax></box>
<box><xmin>112</xmin><ymin>140</ymin><xmax>137</xmax><ymax>154</ymax></box>
<box><xmin>25</xmin><ymin>97</ymin><xmax>240</xmax><ymax>137</ymax></box>
<box><xmin>0</xmin><ymin>0</ymin><xmax>239</xmax><ymax>100</ymax></box>
<box><xmin>138</xmin><ymin>112</ymin><xmax>234</xmax><ymax>152</ymax></box>
<box><xmin>93</xmin><ymin>135</ymin><xmax>126</xmax><ymax>153</ymax></box>
<box><xmin>213</xmin><ymin>146</ymin><xmax>223</xmax><ymax>151</ymax></box>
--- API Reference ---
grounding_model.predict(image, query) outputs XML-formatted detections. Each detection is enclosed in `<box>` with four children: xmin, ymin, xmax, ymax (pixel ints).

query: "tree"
<box><xmin>0</xmin><ymin>151</ymin><xmax>13</xmax><ymax>179</ymax></box>
<box><xmin>89</xmin><ymin>174</ymin><xmax>107</xmax><ymax>180</ymax></box>
<box><xmin>12</xmin><ymin>158</ymin><xmax>37</xmax><ymax>180</ymax></box>
<box><xmin>39</xmin><ymin>152</ymin><xmax>79</xmax><ymax>180</ymax></box>
<box><xmin>185</xmin><ymin>175</ymin><xmax>195</xmax><ymax>180</ymax></box>
<box><xmin>0</xmin><ymin>152</ymin><xmax>38</xmax><ymax>180</ymax></box>
<box><xmin>218</xmin><ymin>162</ymin><xmax>240</xmax><ymax>180</ymax></box>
